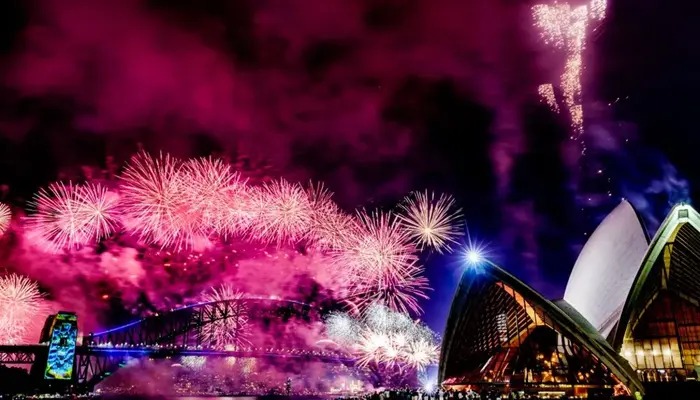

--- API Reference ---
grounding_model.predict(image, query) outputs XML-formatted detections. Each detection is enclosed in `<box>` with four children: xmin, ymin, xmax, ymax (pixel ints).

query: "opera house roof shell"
<box><xmin>564</xmin><ymin>200</ymin><xmax>650</xmax><ymax>339</ymax></box>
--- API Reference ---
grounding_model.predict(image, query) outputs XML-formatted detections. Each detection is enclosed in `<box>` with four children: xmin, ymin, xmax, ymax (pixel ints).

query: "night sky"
<box><xmin>0</xmin><ymin>0</ymin><xmax>698</xmax><ymax>333</ymax></box>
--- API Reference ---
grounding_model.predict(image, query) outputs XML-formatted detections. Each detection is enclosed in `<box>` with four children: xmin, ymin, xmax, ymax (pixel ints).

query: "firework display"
<box><xmin>324</xmin><ymin>304</ymin><xmax>440</xmax><ymax>373</ymax></box>
<box><xmin>10</xmin><ymin>151</ymin><xmax>464</xmax><ymax>319</ymax></box>
<box><xmin>119</xmin><ymin>152</ymin><xmax>194</xmax><ymax>248</ymax></box>
<box><xmin>1</xmin><ymin>150</ymin><xmax>458</xmax><ymax>391</ymax></box>
<box><xmin>0</xmin><ymin>273</ymin><xmax>46</xmax><ymax>344</ymax></box>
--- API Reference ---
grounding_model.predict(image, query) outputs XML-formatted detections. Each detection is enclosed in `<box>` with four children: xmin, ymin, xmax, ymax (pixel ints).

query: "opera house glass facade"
<box><xmin>611</xmin><ymin>203</ymin><xmax>700</xmax><ymax>381</ymax></box>
<box><xmin>440</xmin><ymin>201</ymin><xmax>700</xmax><ymax>397</ymax></box>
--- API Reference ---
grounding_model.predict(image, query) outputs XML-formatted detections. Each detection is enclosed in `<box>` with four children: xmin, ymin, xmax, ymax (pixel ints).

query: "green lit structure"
<box><xmin>613</xmin><ymin>204</ymin><xmax>700</xmax><ymax>381</ymax></box>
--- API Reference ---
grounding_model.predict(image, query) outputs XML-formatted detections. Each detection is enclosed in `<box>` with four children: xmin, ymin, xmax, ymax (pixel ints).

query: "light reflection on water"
<box><xmin>105</xmin><ymin>394</ymin><xmax>341</xmax><ymax>399</ymax></box>
<box><xmin>178</xmin><ymin>398</ymin><xmax>258</xmax><ymax>400</ymax></box>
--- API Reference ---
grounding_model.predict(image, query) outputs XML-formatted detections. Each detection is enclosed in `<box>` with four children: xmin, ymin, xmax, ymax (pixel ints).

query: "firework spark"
<box><xmin>250</xmin><ymin>179</ymin><xmax>313</xmax><ymax>245</ymax></box>
<box><xmin>337</xmin><ymin>210</ymin><xmax>416</xmax><ymax>279</ymax></box>
<box><xmin>306</xmin><ymin>184</ymin><xmax>358</xmax><ymax>251</ymax></box>
<box><xmin>325</xmin><ymin>304</ymin><xmax>439</xmax><ymax>372</ymax></box>
<box><xmin>200</xmin><ymin>284</ymin><xmax>250</xmax><ymax>349</ymax></box>
<box><xmin>0</xmin><ymin>203</ymin><xmax>10</xmax><ymax>236</ymax></box>
<box><xmin>0</xmin><ymin>274</ymin><xmax>46</xmax><ymax>344</ymax></box>
<box><xmin>397</xmin><ymin>191</ymin><xmax>463</xmax><ymax>253</ymax></box>
<box><xmin>180</xmin><ymin>157</ymin><xmax>249</xmax><ymax>237</ymax></box>
<box><xmin>532</xmin><ymin>0</ymin><xmax>607</xmax><ymax>144</ymax></box>
<box><xmin>538</xmin><ymin>83</ymin><xmax>559</xmax><ymax>113</ymax></box>
<box><xmin>352</xmin><ymin>262</ymin><xmax>431</xmax><ymax>315</ymax></box>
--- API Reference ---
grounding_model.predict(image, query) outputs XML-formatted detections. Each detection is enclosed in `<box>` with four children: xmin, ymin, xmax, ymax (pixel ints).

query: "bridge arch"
<box><xmin>76</xmin><ymin>296</ymin><xmax>335</xmax><ymax>389</ymax></box>
<box><xmin>86</xmin><ymin>296</ymin><xmax>315</xmax><ymax>348</ymax></box>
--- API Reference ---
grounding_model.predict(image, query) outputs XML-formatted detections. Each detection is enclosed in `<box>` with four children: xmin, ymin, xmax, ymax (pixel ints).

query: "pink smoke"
<box><xmin>2</xmin><ymin>0</ymin><xmax>529</xmax><ymax>189</ymax></box>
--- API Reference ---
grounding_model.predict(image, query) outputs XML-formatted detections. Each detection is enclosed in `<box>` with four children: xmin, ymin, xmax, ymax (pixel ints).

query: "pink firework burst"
<box><xmin>351</xmin><ymin>262</ymin><xmax>431</xmax><ymax>315</ymax></box>
<box><xmin>119</xmin><ymin>152</ymin><xmax>196</xmax><ymax>248</ymax></box>
<box><xmin>0</xmin><ymin>202</ymin><xmax>10</xmax><ymax>236</ymax></box>
<box><xmin>180</xmin><ymin>157</ymin><xmax>249</xmax><ymax>237</ymax></box>
<box><xmin>0</xmin><ymin>273</ymin><xmax>46</xmax><ymax>344</ymax></box>
<box><xmin>200</xmin><ymin>284</ymin><xmax>250</xmax><ymax>349</ymax></box>
<box><xmin>335</xmin><ymin>210</ymin><xmax>417</xmax><ymax>281</ymax></box>
<box><xmin>397</xmin><ymin>191</ymin><xmax>463</xmax><ymax>253</ymax></box>
<box><xmin>306</xmin><ymin>183</ymin><xmax>357</xmax><ymax>251</ymax></box>
<box><xmin>26</xmin><ymin>182</ymin><xmax>91</xmax><ymax>251</ymax></box>
<box><xmin>76</xmin><ymin>183</ymin><xmax>120</xmax><ymax>241</ymax></box>
<box><xmin>250</xmin><ymin>178</ymin><xmax>313</xmax><ymax>245</ymax></box>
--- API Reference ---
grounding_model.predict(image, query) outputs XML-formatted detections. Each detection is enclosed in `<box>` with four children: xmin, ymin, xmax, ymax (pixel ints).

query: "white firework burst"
<box><xmin>398</xmin><ymin>191</ymin><xmax>463</xmax><ymax>253</ymax></box>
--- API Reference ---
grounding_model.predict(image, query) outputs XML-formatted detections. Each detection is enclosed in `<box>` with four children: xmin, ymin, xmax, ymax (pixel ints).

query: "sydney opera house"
<box><xmin>439</xmin><ymin>201</ymin><xmax>700</xmax><ymax>398</ymax></box>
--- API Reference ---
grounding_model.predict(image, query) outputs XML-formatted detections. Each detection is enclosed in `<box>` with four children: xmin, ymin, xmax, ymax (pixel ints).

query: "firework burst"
<box><xmin>250</xmin><ymin>179</ymin><xmax>313</xmax><ymax>245</ymax></box>
<box><xmin>199</xmin><ymin>284</ymin><xmax>250</xmax><ymax>349</ymax></box>
<box><xmin>76</xmin><ymin>183</ymin><xmax>120</xmax><ymax>241</ymax></box>
<box><xmin>0</xmin><ymin>202</ymin><xmax>10</xmax><ymax>236</ymax></box>
<box><xmin>119</xmin><ymin>152</ymin><xmax>195</xmax><ymax>248</ymax></box>
<box><xmin>337</xmin><ymin>210</ymin><xmax>416</xmax><ymax>280</ymax></box>
<box><xmin>307</xmin><ymin>183</ymin><xmax>358</xmax><ymax>251</ymax></box>
<box><xmin>0</xmin><ymin>274</ymin><xmax>46</xmax><ymax>344</ymax></box>
<box><xmin>180</xmin><ymin>157</ymin><xmax>249</xmax><ymax>237</ymax></box>
<box><xmin>397</xmin><ymin>191</ymin><xmax>463</xmax><ymax>253</ymax></box>
<box><xmin>333</xmin><ymin>211</ymin><xmax>427</xmax><ymax>313</ymax></box>
<box><xmin>325</xmin><ymin>304</ymin><xmax>439</xmax><ymax>372</ymax></box>
<box><xmin>26</xmin><ymin>182</ymin><xmax>91</xmax><ymax>251</ymax></box>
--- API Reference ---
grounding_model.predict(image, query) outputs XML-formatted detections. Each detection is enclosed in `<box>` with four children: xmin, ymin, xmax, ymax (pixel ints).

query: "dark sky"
<box><xmin>0</xmin><ymin>0</ymin><xmax>698</xmax><ymax>333</ymax></box>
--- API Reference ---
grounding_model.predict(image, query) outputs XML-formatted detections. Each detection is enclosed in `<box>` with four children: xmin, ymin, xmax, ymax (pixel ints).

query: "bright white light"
<box><xmin>465</xmin><ymin>249</ymin><xmax>483</xmax><ymax>265</ymax></box>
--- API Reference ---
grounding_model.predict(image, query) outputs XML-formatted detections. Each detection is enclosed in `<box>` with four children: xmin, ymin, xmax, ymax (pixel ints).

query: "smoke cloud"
<box><xmin>0</xmin><ymin>0</ymin><xmax>532</xmax><ymax>199</ymax></box>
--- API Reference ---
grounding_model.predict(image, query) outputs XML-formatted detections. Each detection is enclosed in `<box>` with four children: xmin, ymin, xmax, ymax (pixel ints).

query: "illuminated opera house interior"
<box><xmin>439</xmin><ymin>201</ymin><xmax>700</xmax><ymax>398</ymax></box>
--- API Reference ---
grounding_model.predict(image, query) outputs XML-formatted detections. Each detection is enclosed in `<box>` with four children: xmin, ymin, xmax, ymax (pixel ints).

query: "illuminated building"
<box><xmin>564</xmin><ymin>200</ymin><xmax>649</xmax><ymax>339</ymax></box>
<box><xmin>43</xmin><ymin>312</ymin><xmax>79</xmax><ymax>381</ymax></box>
<box><xmin>612</xmin><ymin>203</ymin><xmax>700</xmax><ymax>381</ymax></box>
<box><xmin>439</xmin><ymin>263</ymin><xmax>644</xmax><ymax>398</ymax></box>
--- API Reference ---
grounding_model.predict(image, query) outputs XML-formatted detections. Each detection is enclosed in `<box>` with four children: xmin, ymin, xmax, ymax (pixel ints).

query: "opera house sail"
<box><xmin>439</xmin><ymin>263</ymin><xmax>644</xmax><ymax>398</ymax></box>
<box><xmin>613</xmin><ymin>203</ymin><xmax>700</xmax><ymax>382</ymax></box>
<box><xmin>564</xmin><ymin>200</ymin><xmax>650</xmax><ymax>339</ymax></box>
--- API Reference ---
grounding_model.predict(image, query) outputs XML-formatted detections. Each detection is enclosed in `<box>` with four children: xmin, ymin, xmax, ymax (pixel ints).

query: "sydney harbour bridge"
<box><xmin>0</xmin><ymin>296</ymin><xmax>354</xmax><ymax>392</ymax></box>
